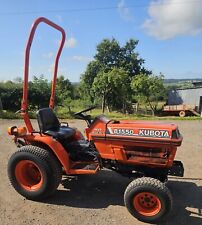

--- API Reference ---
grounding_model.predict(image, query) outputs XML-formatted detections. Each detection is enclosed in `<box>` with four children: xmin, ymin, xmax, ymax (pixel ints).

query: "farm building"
<box><xmin>167</xmin><ymin>83</ymin><xmax>202</xmax><ymax>113</ymax></box>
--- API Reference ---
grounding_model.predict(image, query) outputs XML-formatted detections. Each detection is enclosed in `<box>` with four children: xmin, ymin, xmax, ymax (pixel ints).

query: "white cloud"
<box><xmin>118</xmin><ymin>0</ymin><xmax>133</xmax><ymax>22</ymax></box>
<box><xmin>42</xmin><ymin>52</ymin><xmax>53</xmax><ymax>59</ymax></box>
<box><xmin>70</xmin><ymin>55</ymin><xmax>93</xmax><ymax>62</ymax></box>
<box><xmin>143</xmin><ymin>0</ymin><xmax>202</xmax><ymax>40</ymax></box>
<box><xmin>64</xmin><ymin>37</ymin><xmax>77</xmax><ymax>48</ymax></box>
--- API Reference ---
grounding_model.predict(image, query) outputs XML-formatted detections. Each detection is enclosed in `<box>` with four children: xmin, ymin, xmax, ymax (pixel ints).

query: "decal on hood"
<box><xmin>106</xmin><ymin>128</ymin><xmax>170</xmax><ymax>138</ymax></box>
<box><xmin>138</xmin><ymin>129</ymin><xmax>170</xmax><ymax>138</ymax></box>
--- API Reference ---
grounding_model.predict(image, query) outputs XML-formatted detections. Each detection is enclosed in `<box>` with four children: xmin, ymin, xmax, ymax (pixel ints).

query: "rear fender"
<box><xmin>24</xmin><ymin>134</ymin><xmax>70</xmax><ymax>173</ymax></box>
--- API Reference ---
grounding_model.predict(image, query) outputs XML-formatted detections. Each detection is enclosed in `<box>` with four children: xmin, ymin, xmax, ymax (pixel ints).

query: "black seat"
<box><xmin>37</xmin><ymin>108</ymin><xmax>75</xmax><ymax>140</ymax></box>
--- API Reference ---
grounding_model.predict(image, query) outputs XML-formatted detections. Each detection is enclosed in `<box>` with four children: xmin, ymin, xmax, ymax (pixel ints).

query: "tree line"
<box><xmin>0</xmin><ymin>38</ymin><xmax>171</xmax><ymax>116</ymax></box>
<box><xmin>0</xmin><ymin>75</ymin><xmax>75</xmax><ymax>111</ymax></box>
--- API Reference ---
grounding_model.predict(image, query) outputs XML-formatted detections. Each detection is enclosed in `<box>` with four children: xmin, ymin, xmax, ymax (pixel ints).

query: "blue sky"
<box><xmin>0</xmin><ymin>0</ymin><xmax>202</xmax><ymax>82</ymax></box>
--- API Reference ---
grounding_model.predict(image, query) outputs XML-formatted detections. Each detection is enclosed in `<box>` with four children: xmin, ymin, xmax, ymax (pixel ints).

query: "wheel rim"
<box><xmin>15</xmin><ymin>160</ymin><xmax>43</xmax><ymax>191</ymax></box>
<box><xmin>179</xmin><ymin>111</ymin><xmax>185</xmax><ymax>117</ymax></box>
<box><xmin>133</xmin><ymin>192</ymin><xmax>161</xmax><ymax>217</ymax></box>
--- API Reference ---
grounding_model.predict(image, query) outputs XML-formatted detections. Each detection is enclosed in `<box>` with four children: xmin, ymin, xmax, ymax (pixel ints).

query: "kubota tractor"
<box><xmin>7</xmin><ymin>17</ymin><xmax>184</xmax><ymax>224</ymax></box>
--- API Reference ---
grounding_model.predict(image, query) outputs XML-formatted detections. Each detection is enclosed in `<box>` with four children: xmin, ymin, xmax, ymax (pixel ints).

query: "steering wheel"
<box><xmin>74</xmin><ymin>106</ymin><xmax>96</xmax><ymax>116</ymax></box>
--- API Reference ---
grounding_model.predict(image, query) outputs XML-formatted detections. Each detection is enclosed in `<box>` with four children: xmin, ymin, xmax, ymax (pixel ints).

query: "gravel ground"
<box><xmin>0</xmin><ymin>119</ymin><xmax>202</xmax><ymax>225</ymax></box>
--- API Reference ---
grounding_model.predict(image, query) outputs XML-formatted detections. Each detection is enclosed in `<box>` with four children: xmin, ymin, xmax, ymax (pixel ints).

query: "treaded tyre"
<box><xmin>7</xmin><ymin>145</ymin><xmax>62</xmax><ymax>200</ymax></box>
<box><xmin>124</xmin><ymin>177</ymin><xmax>172</xmax><ymax>224</ymax></box>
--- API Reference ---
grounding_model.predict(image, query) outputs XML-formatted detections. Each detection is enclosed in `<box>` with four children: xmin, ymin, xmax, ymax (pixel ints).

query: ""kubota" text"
<box><xmin>138</xmin><ymin>129</ymin><xmax>169</xmax><ymax>138</ymax></box>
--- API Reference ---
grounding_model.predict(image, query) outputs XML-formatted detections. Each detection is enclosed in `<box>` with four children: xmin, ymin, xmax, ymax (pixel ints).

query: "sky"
<box><xmin>0</xmin><ymin>0</ymin><xmax>202</xmax><ymax>82</ymax></box>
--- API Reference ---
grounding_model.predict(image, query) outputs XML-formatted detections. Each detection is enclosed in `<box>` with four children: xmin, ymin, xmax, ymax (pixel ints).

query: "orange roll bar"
<box><xmin>21</xmin><ymin>17</ymin><xmax>66</xmax><ymax>132</ymax></box>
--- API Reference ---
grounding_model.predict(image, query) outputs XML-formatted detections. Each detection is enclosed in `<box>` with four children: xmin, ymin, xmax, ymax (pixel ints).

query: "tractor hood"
<box><xmin>86</xmin><ymin>115</ymin><xmax>183</xmax><ymax>168</ymax></box>
<box><xmin>87</xmin><ymin>116</ymin><xmax>182</xmax><ymax>146</ymax></box>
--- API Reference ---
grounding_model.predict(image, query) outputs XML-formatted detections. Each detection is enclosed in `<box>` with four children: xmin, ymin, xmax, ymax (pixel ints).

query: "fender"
<box><xmin>24</xmin><ymin>134</ymin><xmax>70</xmax><ymax>173</ymax></box>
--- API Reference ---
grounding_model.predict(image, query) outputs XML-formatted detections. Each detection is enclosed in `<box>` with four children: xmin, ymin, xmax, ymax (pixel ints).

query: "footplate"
<box><xmin>69</xmin><ymin>162</ymin><xmax>100</xmax><ymax>175</ymax></box>
<box><xmin>168</xmin><ymin>160</ymin><xmax>184</xmax><ymax>177</ymax></box>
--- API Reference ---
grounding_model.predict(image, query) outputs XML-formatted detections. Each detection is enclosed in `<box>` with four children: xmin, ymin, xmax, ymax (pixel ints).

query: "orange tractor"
<box><xmin>7</xmin><ymin>17</ymin><xmax>184</xmax><ymax>223</ymax></box>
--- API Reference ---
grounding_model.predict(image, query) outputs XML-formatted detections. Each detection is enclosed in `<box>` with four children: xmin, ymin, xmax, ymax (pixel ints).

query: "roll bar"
<box><xmin>21</xmin><ymin>17</ymin><xmax>66</xmax><ymax>132</ymax></box>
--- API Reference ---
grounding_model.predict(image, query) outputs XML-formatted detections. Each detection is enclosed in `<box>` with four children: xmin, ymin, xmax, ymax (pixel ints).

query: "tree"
<box><xmin>92</xmin><ymin>68</ymin><xmax>128</xmax><ymax>113</ymax></box>
<box><xmin>131</xmin><ymin>74</ymin><xmax>165</xmax><ymax>116</ymax></box>
<box><xmin>56</xmin><ymin>75</ymin><xmax>73</xmax><ymax>101</ymax></box>
<box><xmin>80</xmin><ymin>38</ymin><xmax>150</xmax><ymax>109</ymax></box>
<box><xmin>80</xmin><ymin>60</ymin><xmax>101</xmax><ymax>103</ymax></box>
<box><xmin>95</xmin><ymin>39</ymin><xmax>121</xmax><ymax>71</ymax></box>
<box><xmin>55</xmin><ymin>75</ymin><xmax>73</xmax><ymax>112</ymax></box>
<box><xmin>94</xmin><ymin>39</ymin><xmax>149</xmax><ymax>76</ymax></box>
<box><xmin>0</xmin><ymin>81</ymin><xmax>22</xmax><ymax>111</ymax></box>
<box><xmin>29</xmin><ymin>75</ymin><xmax>51</xmax><ymax>109</ymax></box>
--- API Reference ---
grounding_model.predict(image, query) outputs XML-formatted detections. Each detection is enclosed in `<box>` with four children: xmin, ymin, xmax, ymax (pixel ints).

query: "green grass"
<box><xmin>1</xmin><ymin>109</ymin><xmax>202</xmax><ymax>120</ymax></box>
<box><xmin>0</xmin><ymin>110</ymin><xmax>21</xmax><ymax>119</ymax></box>
<box><xmin>0</xmin><ymin>110</ymin><xmax>36</xmax><ymax>119</ymax></box>
<box><xmin>86</xmin><ymin>108</ymin><xmax>202</xmax><ymax>120</ymax></box>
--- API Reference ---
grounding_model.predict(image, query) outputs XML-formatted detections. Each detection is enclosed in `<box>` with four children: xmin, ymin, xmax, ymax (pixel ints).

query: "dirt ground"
<box><xmin>0</xmin><ymin>119</ymin><xmax>202</xmax><ymax>225</ymax></box>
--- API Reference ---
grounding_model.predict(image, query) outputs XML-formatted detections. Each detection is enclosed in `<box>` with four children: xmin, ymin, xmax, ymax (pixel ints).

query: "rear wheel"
<box><xmin>8</xmin><ymin>145</ymin><xmax>62</xmax><ymax>200</ymax></box>
<box><xmin>124</xmin><ymin>177</ymin><xmax>172</xmax><ymax>223</ymax></box>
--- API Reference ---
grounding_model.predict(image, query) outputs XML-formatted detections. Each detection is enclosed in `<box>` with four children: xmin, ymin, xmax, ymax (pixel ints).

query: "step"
<box><xmin>69</xmin><ymin>162</ymin><xmax>100</xmax><ymax>175</ymax></box>
<box><xmin>71</xmin><ymin>162</ymin><xmax>99</xmax><ymax>170</ymax></box>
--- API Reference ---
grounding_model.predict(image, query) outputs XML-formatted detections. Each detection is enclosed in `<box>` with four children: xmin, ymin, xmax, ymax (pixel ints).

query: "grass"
<box><xmin>1</xmin><ymin>108</ymin><xmax>201</xmax><ymax>121</ymax></box>
<box><xmin>85</xmin><ymin>108</ymin><xmax>202</xmax><ymax>120</ymax></box>
<box><xmin>0</xmin><ymin>110</ymin><xmax>21</xmax><ymax>119</ymax></box>
<box><xmin>0</xmin><ymin>110</ymin><xmax>37</xmax><ymax>119</ymax></box>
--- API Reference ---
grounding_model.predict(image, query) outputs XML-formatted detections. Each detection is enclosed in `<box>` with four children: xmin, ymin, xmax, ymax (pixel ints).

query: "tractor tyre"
<box><xmin>179</xmin><ymin>111</ymin><xmax>186</xmax><ymax>117</ymax></box>
<box><xmin>124</xmin><ymin>177</ymin><xmax>172</xmax><ymax>224</ymax></box>
<box><xmin>7</xmin><ymin>145</ymin><xmax>62</xmax><ymax>200</ymax></box>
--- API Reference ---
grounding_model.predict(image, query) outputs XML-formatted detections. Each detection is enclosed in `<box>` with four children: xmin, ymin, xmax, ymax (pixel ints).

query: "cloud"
<box><xmin>42</xmin><ymin>52</ymin><xmax>53</xmax><ymax>59</ymax></box>
<box><xmin>70</xmin><ymin>55</ymin><xmax>93</xmax><ymax>62</ymax></box>
<box><xmin>118</xmin><ymin>0</ymin><xmax>133</xmax><ymax>22</ymax></box>
<box><xmin>143</xmin><ymin>0</ymin><xmax>202</xmax><ymax>40</ymax></box>
<box><xmin>64</xmin><ymin>37</ymin><xmax>77</xmax><ymax>48</ymax></box>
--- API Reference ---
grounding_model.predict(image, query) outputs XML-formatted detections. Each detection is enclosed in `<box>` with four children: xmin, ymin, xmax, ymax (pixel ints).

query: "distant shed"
<box><xmin>167</xmin><ymin>86</ymin><xmax>202</xmax><ymax>113</ymax></box>
<box><xmin>192</xmin><ymin>81</ymin><xmax>202</xmax><ymax>88</ymax></box>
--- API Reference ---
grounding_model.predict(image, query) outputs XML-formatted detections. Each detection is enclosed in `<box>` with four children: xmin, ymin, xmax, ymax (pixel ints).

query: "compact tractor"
<box><xmin>7</xmin><ymin>17</ymin><xmax>184</xmax><ymax>223</ymax></box>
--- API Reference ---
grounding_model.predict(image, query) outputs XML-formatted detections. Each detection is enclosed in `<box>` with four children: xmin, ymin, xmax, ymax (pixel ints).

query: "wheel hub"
<box><xmin>15</xmin><ymin>160</ymin><xmax>43</xmax><ymax>191</ymax></box>
<box><xmin>133</xmin><ymin>192</ymin><xmax>161</xmax><ymax>216</ymax></box>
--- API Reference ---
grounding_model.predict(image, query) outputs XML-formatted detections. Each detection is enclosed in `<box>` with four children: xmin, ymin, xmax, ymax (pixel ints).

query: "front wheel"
<box><xmin>124</xmin><ymin>177</ymin><xmax>172</xmax><ymax>224</ymax></box>
<box><xmin>7</xmin><ymin>145</ymin><xmax>62</xmax><ymax>200</ymax></box>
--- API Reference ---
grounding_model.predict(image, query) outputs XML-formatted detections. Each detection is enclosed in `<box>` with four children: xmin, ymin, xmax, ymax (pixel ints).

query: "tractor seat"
<box><xmin>37</xmin><ymin>108</ymin><xmax>75</xmax><ymax>140</ymax></box>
